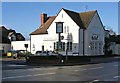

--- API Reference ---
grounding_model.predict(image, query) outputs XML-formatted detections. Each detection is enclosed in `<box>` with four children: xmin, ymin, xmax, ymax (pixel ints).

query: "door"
<box><xmin>42</xmin><ymin>45</ymin><xmax>44</xmax><ymax>51</ymax></box>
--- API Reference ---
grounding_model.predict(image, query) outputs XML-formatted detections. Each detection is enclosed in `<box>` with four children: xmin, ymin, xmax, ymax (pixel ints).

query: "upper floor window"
<box><xmin>67</xmin><ymin>26</ymin><xmax>69</xmax><ymax>33</ymax></box>
<box><xmin>62</xmin><ymin>14</ymin><xmax>63</xmax><ymax>18</ymax></box>
<box><xmin>67</xmin><ymin>42</ymin><xmax>72</xmax><ymax>51</ymax></box>
<box><xmin>64</xmin><ymin>26</ymin><xmax>66</xmax><ymax>33</ymax></box>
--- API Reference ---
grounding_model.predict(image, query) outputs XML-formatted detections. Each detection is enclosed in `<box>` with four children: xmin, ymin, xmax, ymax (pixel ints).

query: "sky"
<box><xmin>2</xmin><ymin>2</ymin><xmax>118</xmax><ymax>39</ymax></box>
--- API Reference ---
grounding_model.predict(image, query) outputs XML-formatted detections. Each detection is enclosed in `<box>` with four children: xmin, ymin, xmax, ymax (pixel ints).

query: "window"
<box><xmin>54</xmin><ymin>42</ymin><xmax>65</xmax><ymax>51</ymax></box>
<box><xmin>70</xmin><ymin>42</ymin><xmax>72</xmax><ymax>51</ymax></box>
<box><xmin>62</xmin><ymin>42</ymin><xmax>65</xmax><ymax>51</ymax></box>
<box><xmin>54</xmin><ymin>42</ymin><xmax>56</xmax><ymax>50</ymax></box>
<box><xmin>67</xmin><ymin>42</ymin><xmax>72</xmax><ymax>51</ymax></box>
<box><xmin>99</xmin><ymin>42</ymin><xmax>102</xmax><ymax>54</ymax></box>
<box><xmin>67</xmin><ymin>26</ymin><xmax>69</xmax><ymax>33</ymax></box>
<box><xmin>33</xmin><ymin>44</ymin><xmax>35</xmax><ymax>51</ymax></box>
<box><xmin>62</xmin><ymin>14</ymin><xmax>63</xmax><ymax>18</ymax></box>
<box><xmin>67</xmin><ymin>42</ymin><xmax>69</xmax><ymax>51</ymax></box>
<box><xmin>64</xmin><ymin>26</ymin><xmax>66</xmax><ymax>33</ymax></box>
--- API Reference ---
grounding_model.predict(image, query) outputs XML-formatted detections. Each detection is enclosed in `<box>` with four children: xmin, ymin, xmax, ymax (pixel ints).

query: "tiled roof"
<box><xmin>63</xmin><ymin>9</ymin><xmax>84</xmax><ymax>29</ymax></box>
<box><xmin>0</xmin><ymin>35</ymin><xmax>11</xmax><ymax>44</ymax></box>
<box><xmin>16</xmin><ymin>33</ymin><xmax>25</xmax><ymax>41</ymax></box>
<box><xmin>79</xmin><ymin>10</ymin><xmax>97</xmax><ymax>28</ymax></box>
<box><xmin>31</xmin><ymin>8</ymin><xmax>97</xmax><ymax>35</ymax></box>
<box><xmin>63</xmin><ymin>8</ymin><xmax>96</xmax><ymax>29</ymax></box>
<box><xmin>0</xmin><ymin>26</ymin><xmax>25</xmax><ymax>42</ymax></box>
<box><xmin>30</xmin><ymin>16</ymin><xmax>56</xmax><ymax>35</ymax></box>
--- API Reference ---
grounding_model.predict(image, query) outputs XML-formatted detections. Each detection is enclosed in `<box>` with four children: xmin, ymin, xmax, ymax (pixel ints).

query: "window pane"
<box><xmin>54</xmin><ymin>42</ymin><xmax>56</xmax><ymax>50</ymax></box>
<box><xmin>62</xmin><ymin>42</ymin><xmax>65</xmax><ymax>51</ymax></box>
<box><xmin>67</xmin><ymin>42</ymin><xmax>69</xmax><ymax>50</ymax></box>
<box><xmin>64</xmin><ymin>26</ymin><xmax>66</xmax><ymax>33</ymax></box>
<box><xmin>70</xmin><ymin>42</ymin><xmax>72</xmax><ymax>51</ymax></box>
<box><xmin>67</xmin><ymin>26</ymin><xmax>69</xmax><ymax>33</ymax></box>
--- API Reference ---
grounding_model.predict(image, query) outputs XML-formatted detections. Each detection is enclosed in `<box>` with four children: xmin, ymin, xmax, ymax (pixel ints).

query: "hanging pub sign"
<box><xmin>56</xmin><ymin>22</ymin><xmax>64</xmax><ymax>33</ymax></box>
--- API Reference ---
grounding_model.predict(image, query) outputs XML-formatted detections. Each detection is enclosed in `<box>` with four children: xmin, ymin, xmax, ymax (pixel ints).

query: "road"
<box><xmin>2</xmin><ymin>58</ymin><xmax>120</xmax><ymax>82</ymax></box>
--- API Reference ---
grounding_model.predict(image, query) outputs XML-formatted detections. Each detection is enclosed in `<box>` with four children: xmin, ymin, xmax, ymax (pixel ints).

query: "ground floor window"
<box><xmin>33</xmin><ymin>44</ymin><xmax>35</xmax><ymax>51</ymax></box>
<box><xmin>54</xmin><ymin>42</ymin><xmax>65</xmax><ymax>51</ymax></box>
<box><xmin>67</xmin><ymin>42</ymin><xmax>72</xmax><ymax>51</ymax></box>
<box><xmin>89</xmin><ymin>42</ymin><xmax>103</xmax><ymax>55</ymax></box>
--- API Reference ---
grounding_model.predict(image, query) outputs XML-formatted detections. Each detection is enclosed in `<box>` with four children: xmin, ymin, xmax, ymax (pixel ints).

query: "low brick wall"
<box><xmin>26</xmin><ymin>55</ymin><xmax>120</xmax><ymax>65</ymax></box>
<box><xmin>26</xmin><ymin>55</ymin><xmax>91</xmax><ymax>64</ymax></box>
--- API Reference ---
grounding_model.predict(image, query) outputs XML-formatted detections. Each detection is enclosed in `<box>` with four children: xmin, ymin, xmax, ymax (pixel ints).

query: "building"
<box><xmin>106</xmin><ymin>35</ymin><xmax>120</xmax><ymax>55</ymax></box>
<box><xmin>0</xmin><ymin>26</ymin><xmax>25</xmax><ymax>54</ymax></box>
<box><xmin>11</xmin><ymin>41</ymin><xmax>30</xmax><ymax>52</ymax></box>
<box><xmin>0</xmin><ymin>26</ymin><xmax>11</xmax><ymax>55</ymax></box>
<box><xmin>30</xmin><ymin>8</ymin><xmax>105</xmax><ymax>56</ymax></box>
<box><xmin>8</xmin><ymin>29</ymin><xmax>25</xmax><ymax>41</ymax></box>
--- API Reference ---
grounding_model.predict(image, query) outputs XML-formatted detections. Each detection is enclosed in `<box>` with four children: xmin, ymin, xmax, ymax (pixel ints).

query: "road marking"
<box><xmin>89</xmin><ymin>79</ymin><xmax>99</xmax><ymax>83</ymax></box>
<box><xmin>33</xmin><ymin>73</ymin><xmax>55</xmax><ymax>76</ymax></box>
<box><xmin>113</xmin><ymin>65</ymin><xmax>118</xmax><ymax>67</ymax></box>
<box><xmin>2</xmin><ymin>72</ymin><xmax>56</xmax><ymax>79</ymax></box>
<box><xmin>113</xmin><ymin>76</ymin><xmax>120</xmax><ymax>79</ymax></box>
<box><xmin>114</xmin><ymin>57</ymin><xmax>120</xmax><ymax>59</ymax></box>
<box><xmin>27</xmin><ymin>67</ymin><xmax>59</xmax><ymax>71</ymax></box>
<box><xmin>75</xmin><ymin>69</ymin><xmax>87</xmax><ymax>72</ymax></box>
<box><xmin>75</xmin><ymin>67</ymin><xmax>103</xmax><ymax>72</ymax></box>
<box><xmin>89</xmin><ymin>67</ymin><xmax>103</xmax><ymax>70</ymax></box>
<box><xmin>3</xmin><ymin>67</ymin><xmax>59</xmax><ymax>72</ymax></box>
<box><xmin>8</xmin><ymin>65</ymin><xmax>27</xmax><ymax>67</ymax></box>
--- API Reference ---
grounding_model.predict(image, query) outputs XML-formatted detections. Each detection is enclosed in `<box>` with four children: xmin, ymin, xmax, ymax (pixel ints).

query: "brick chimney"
<box><xmin>41</xmin><ymin>13</ymin><xmax>47</xmax><ymax>25</ymax></box>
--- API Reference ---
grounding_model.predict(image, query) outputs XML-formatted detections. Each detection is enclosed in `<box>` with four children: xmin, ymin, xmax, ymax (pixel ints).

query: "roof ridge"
<box><xmin>62</xmin><ymin>8</ymin><xmax>79</xmax><ymax>14</ymax></box>
<box><xmin>79</xmin><ymin>10</ymin><xmax>97</xmax><ymax>14</ymax></box>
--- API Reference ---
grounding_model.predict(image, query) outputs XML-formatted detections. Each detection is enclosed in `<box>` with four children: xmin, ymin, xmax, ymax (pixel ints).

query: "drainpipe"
<box><xmin>83</xmin><ymin>29</ymin><xmax>85</xmax><ymax>56</ymax></box>
<box><xmin>30</xmin><ymin>35</ymin><xmax>31</xmax><ymax>53</ymax></box>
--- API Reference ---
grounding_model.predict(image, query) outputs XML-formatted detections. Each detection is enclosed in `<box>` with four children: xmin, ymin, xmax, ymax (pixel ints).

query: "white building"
<box><xmin>108</xmin><ymin>35</ymin><xmax>120</xmax><ymax>55</ymax></box>
<box><xmin>0</xmin><ymin>35</ymin><xmax>11</xmax><ymax>55</ymax></box>
<box><xmin>11</xmin><ymin>41</ymin><xmax>30</xmax><ymax>52</ymax></box>
<box><xmin>30</xmin><ymin>8</ymin><xmax>105</xmax><ymax>56</ymax></box>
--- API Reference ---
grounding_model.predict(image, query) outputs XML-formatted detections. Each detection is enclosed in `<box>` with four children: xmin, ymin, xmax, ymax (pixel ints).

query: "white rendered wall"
<box><xmin>87</xmin><ymin>13</ymin><xmax>105</xmax><ymax>56</ymax></box>
<box><xmin>0</xmin><ymin>44</ymin><xmax>11</xmax><ymax>53</ymax></box>
<box><xmin>31</xmin><ymin>9</ymin><xmax>80</xmax><ymax>55</ymax></box>
<box><xmin>11</xmin><ymin>41</ymin><xmax>30</xmax><ymax>52</ymax></box>
<box><xmin>112</xmin><ymin>43</ymin><xmax>120</xmax><ymax>55</ymax></box>
<box><xmin>117</xmin><ymin>44</ymin><xmax>120</xmax><ymax>55</ymax></box>
<box><xmin>47</xmin><ymin>9</ymin><xmax>80</xmax><ymax>55</ymax></box>
<box><xmin>31</xmin><ymin>35</ymin><xmax>47</xmax><ymax>54</ymax></box>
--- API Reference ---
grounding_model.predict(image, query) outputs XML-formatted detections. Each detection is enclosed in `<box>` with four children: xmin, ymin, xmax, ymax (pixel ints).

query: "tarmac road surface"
<box><xmin>2</xmin><ymin>58</ymin><xmax>120</xmax><ymax>82</ymax></box>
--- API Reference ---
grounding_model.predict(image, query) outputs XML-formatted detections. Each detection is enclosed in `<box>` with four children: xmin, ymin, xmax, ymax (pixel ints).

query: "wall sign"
<box><xmin>92</xmin><ymin>34</ymin><xmax>99</xmax><ymax>40</ymax></box>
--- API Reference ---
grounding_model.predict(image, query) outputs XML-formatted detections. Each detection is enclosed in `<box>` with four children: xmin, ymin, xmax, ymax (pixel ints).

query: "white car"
<box><xmin>72</xmin><ymin>52</ymin><xmax>79</xmax><ymax>56</ymax></box>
